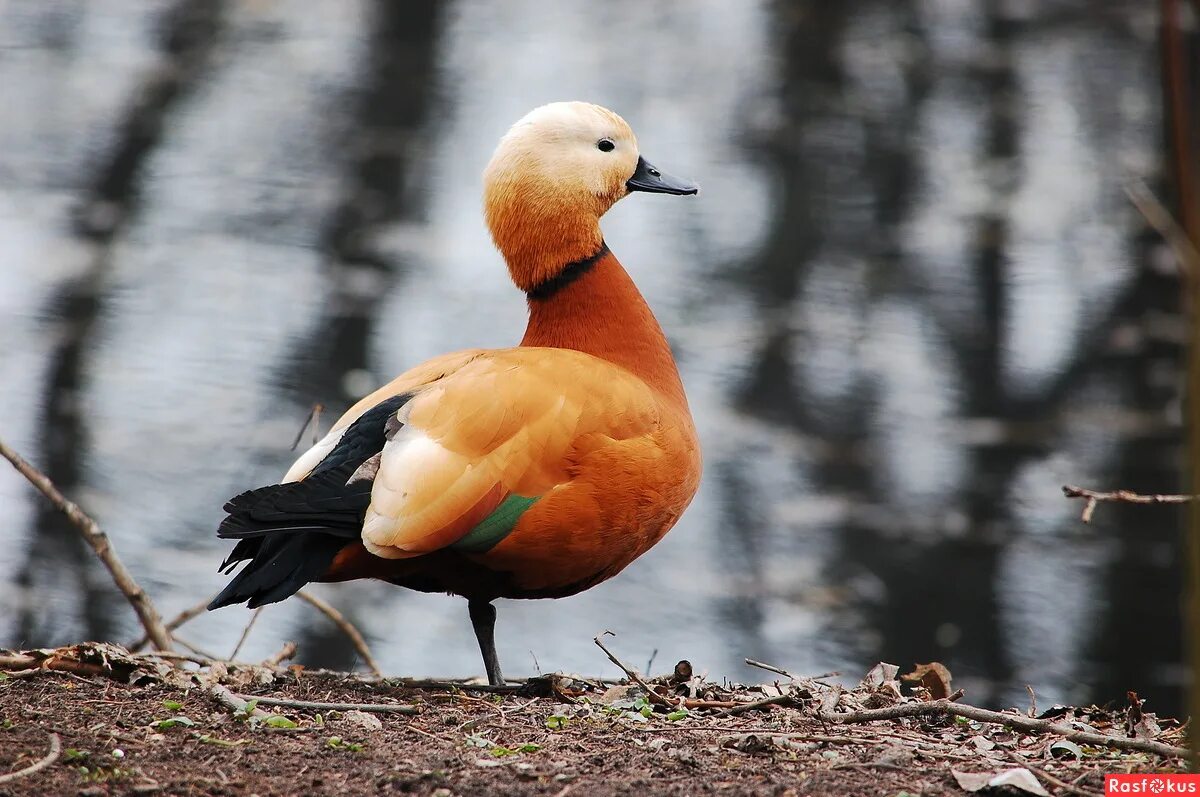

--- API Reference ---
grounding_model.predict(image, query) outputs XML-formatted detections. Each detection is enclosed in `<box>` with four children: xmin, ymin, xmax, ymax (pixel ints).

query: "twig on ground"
<box><xmin>262</xmin><ymin>642</ymin><xmax>297</xmax><ymax>668</ymax></box>
<box><xmin>714</xmin><ymin>732</ymin><xmax>861</xmax><ymax>745</ymax></box>
<box><xmin>172</xmin><ymin>636</ymin><xmax>222</xmax><ymax>663</ymax></box>
<box><xmin>234</xmin><ymin>694</ymin><xmax>419</xmax><ymax>715</ymax></box>
<box><xmin>228</xmin><ymin>607</ymin><xmax>262</xmax><ymax>661</ymax></box>
<box><xmin>0</xmin><ymin>652</ymin><xmax>109</xmax><ymax>679</ymax></box>
<box><xmin>1062</xmin><ymin>485</ymin><xmax>1196</xmax><ymax>523</ymax></box>
<box><xmin>593</xmin><ymin>631</ymin><xmax>680</xmax><ymax>709</ymax></box>
<box><xmin>0</xmin><ymin>732</ymin><xmax>61</xmax><ymax>785</ymax></box>
<box><xmin>745</xmin><ymin>658</ymin><xmax>797</xmax><ymax>680</ymax></box>
<box><xmin>386</xmin><ymin>678</ymin><xmax>542</xmax><ymax>694</ymax></box>
<box><xmin>818</xmin><ymin>699</ymin><xmax>1190</xmax><ymax>759</ymax></box>
<box><xmin>681</xmin><ymin>699</ymin><xmax>739</xmax><ymax>710</ymax></box>
<box><xmin>0</xmin><ymin>438</ymin><xmax>173</xmax><ymax>651</ymax></box>
<box><xmin>717</xmin><ymin>694</ymin><xmax>798</xmax><ymax>717</ymax></box>
<box><xmin>745</xmin><ymin>658</ymin><xmax>838</xmax><ymax>682</ymax></box>
<box><xmin>295</xmin><ymin>591</ymin><xmax>382</xmax><ymax>677</ymax></box>
<box><xmin>832</xmin><ymin>762</ymin><xmax>907</xmax><ymax>772</ymax></box>
<box><xmin>129</xmin><ymin>597</ymin><xmax>212</xmax><ymax>652</ymax></box>
<box><xmin>208</xmin><ymin>683</ymin><xmax>269</xmax><ymax>719</ymax></box>
<box><xmin>1026</xmin><ymin>685</ymin><xmax>1037</xmax><ymax>718</ymax></box>
<box><xmin>145</xmin><ymin>650</ymin><xmax>215</xmax><ymax>667</ymax></box>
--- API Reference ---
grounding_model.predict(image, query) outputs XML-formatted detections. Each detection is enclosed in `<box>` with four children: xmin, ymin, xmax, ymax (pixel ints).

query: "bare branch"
<box><xmin>262</xmin><ymin>642</ymin><xmax>298</xmax><ymax>669</ymax></box>
<box><xmin>818</xmin><ymin>698</ymin><xmax>1190</xmax><ymax>759</ymax></box>
<box><xmin>129</xmin><ymin>597</ymin><xmax>212</xmax><ymax>652</ymax></box>
<box><xmin>290</xmin><ymin>403</ymin><xmax>325</xmax><ymax>451</ymax></box>
<box><xmin>0</xmin><ymin>733</ymin><xmax>61</xmax><ymax>785</ymax></box>
<box><xmin>1062</xmin><ymin>484</ymin><xmax>1197</xmax><ymax>523</ymax></box>
<box><xmin>1126</xmin><ymin>181</ymin><xmax>1200</xmax><ymax>280</ymax></box>
<box><xmin>208</xmin><ymin>683</ymin><xmax>269</xmax><ymax>719</ymax></box>
<box><xmin>231</xmin><ymin>694</ymin><xmax>418</xmax><ymax>715</ymax></box>
<box><xmin>593</xmin><ymin>631</ymin><xmax>681</xmax><ymax>709</ymax></box>
<box><xmin>0</xmin><ymin>438</ymin><xmax>173</xmax><ymax>651</ymax></box>
<box><xmin>229</xmin><ymin>607</ymin><xmax>262</xmax><ymax>661</ymax></box>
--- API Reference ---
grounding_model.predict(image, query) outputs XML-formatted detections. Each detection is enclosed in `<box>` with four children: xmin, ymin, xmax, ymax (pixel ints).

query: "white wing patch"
<box><xmin>281</xmin><ymin>426</ymin><xmax>348</xmax><ymax>483</ymax></box>
<box><xmin>361</xmin><ymin>426</ymin><xmax>499</xmax><ymax>559</ymax></box>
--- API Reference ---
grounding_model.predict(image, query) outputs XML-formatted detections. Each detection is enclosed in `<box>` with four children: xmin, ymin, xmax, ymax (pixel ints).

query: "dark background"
<box><xmin>0</xmin><ymin>0</ymin><xmax>1190</xmax><ymax>714</ymax></box>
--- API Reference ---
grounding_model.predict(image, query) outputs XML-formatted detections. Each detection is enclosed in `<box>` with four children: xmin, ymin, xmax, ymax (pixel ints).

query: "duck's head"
<box><xmin>483</xmin><ymin>102</ymin><xmax>698</xmax><ymax>292</ymax></box>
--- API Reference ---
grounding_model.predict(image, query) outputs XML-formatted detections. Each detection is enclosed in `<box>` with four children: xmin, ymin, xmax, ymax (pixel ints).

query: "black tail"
<box><xmin>208</xmin><ymin>394</ymin><xmax>409</xmax><ymax>610</ymax></box>
<box><xmin>207</xmin><ymin>464</ymin><xmax>371</xmax><ymax>610</ymax></box>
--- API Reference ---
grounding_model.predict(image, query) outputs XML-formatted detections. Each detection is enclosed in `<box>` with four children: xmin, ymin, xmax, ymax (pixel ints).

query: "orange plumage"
<box><xmin>209</xmin><ymin>102</ymin><xmax>702</xmax><ymax>684</ymax></box>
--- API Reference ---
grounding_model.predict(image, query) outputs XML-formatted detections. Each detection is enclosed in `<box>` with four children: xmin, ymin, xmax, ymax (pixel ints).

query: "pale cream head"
<box><xmin>482</xmin><ymin>103</ymin><xmax>637</xmax><ymax>290</ymax></box>
<box><xmin>483</xmin><ymin>102</ymin><xmax>698</xmax><ymax>293</ymax></box>
<box><xmin>485</xmin><ymin>102</ymin><xmax>640</xmax><ymax>218</ymax></box>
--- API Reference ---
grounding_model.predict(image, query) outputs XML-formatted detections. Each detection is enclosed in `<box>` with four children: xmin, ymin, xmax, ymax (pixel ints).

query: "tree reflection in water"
<box><xmin>0</xmin><ymin>0</ymin><xmax>1184</xmax><ymax>712</ymax></box>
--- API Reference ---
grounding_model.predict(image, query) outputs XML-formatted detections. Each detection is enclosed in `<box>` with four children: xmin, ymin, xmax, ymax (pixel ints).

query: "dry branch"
<box><xmin>208</xmin><ymin>683</ymin><xmax>270</xmax><ymax>719</ymax></box>
<box><xmin>232</xmin><ymin>694</ymin><xmax>419</xmax><ymax>715</ymax></box>
<box><xmin>717</xmin><ymin>694</ymin><xmax>798</xmax><ymax>717</ymax></box>
<box><xmin>0</xmin><ymin>653</ymin><xmax>103</xmax><ymax>678</ymax></box>
<box><xmin>129</xmin><ymin>597</ymin><xmax>212</xmax><ymax>652</ymax></box>
<box><xmin>1126</xmin><ymin>181</ymin><xmax>1200</xmax><ymax>280</ymax></box>
<box><xmin>0</xmin><ymin>733</ymin><xmax>61</xmax><ymax>785</ymax></box>
<box><xmin>229</xmin><ymin>607</ymin><xmax>262</xmax><ymax>661</ymax></box>
<box><xmin>262</xmin><ymin>642</ymin><xmax>297</xmax><ymax>668</ymax></box>
<box><xmin>818</xmin><ymin>698</ymin><xmax>1189</xmax><ymax>759</ymax></box>
<box><xmin>290</xmin><ymin>402</ymin><xmax>325</xmax><ymax>451</ymax></box>
<box><xmin>295</xmin><ymin>590</ymin><xmax>382</xmax><ymax>677</ymax></box>
<box><xmin>593</xmin><ymin>631</ymin><xmax>681</xmax><ymax>709</ymax></box>
<box><xmin>0</xmin><ymin>438</ymin><xmax>173</xmax><ymax>651</ymax></box>
<box><xmin>1062</xmin><ymin>484</ymin><xmax>1196</xmax><ymax>523</ymax></box>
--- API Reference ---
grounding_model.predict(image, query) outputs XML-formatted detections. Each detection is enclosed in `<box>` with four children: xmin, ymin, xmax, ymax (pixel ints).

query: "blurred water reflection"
<box><xmin>0</xmin><ymin>0</ymin><xmax>1185</xmax><ymax>712</ymax></box>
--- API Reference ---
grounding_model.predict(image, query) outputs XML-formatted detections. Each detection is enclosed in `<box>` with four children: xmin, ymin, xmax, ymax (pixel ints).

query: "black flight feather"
<box><xmin>207</xmin><ymin>394</ymin><xmax>410</xmax><ymax>611</ymax></box>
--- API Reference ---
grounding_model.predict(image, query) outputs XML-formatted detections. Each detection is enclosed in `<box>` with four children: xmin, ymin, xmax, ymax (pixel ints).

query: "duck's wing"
<box><xmin>208</xmin><ymin>347</ymin><xmax>659</xmax><ymax>608</ymax></box>
<box><xmin>359</xmin><ymin>347</ymin><xmax>660</xmax><ymax>558</ymax></box>
<box><xmin>281</xmin><ymin>349</ymin><xmax>489</xmax><ymax>484</ymax></box>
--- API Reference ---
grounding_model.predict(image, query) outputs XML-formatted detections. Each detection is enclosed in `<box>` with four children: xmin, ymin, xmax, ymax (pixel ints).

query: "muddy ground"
<box><xmin>0</xmin><ymin>645</ymin><xmax>1186</xmax><ymax>796</ymax></box>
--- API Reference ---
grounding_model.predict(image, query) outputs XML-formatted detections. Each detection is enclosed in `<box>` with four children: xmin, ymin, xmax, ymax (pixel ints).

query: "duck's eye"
<box><xmin>597</xmin><ymin>138</ymin><xmax>616</xmax><ymax>153</ymax></box>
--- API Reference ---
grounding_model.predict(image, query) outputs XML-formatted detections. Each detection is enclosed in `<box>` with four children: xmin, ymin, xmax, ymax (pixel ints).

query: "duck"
<box><xmin>207</xmin><ymin>102</ymin><xmax>702</xmax><ymax>686</ymax></box>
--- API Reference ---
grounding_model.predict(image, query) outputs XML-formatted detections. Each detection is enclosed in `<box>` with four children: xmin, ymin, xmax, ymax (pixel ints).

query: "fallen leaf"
<box><xmin>860</xmin><ymin>663</ymin><xmax>902</xmax><ymax>707</ymax></box>
<box><xmin>901</xmin><ymin>662</ymin><xmax>953</xmax><ymax>700</ymax></box>
<box><xmin>861</xmin><ymin>662</ymin><xmax>900</xmax><ymax>690</ymax></box>
<box><xmin>952</xmin><ymin>768</ymin><xmax>1049</xmax><ymax>796</ymax></box>
<box><xmin>1125</xmin><ymin>691</ymin><xmax>1161</xmax><ymax>740</ymax></box>
<box><xmin>968</xmin><ymin>735</ymin><xmax>995</xmax><ymax>752</ymax></box>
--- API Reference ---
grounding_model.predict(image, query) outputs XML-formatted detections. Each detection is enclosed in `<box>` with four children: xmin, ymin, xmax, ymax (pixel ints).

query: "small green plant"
<box><xmin>545</xmin><ymin>713</ymin><xmax>569</xmax><ymax>730</ymax></box>
<box><xmin>261</xmin><ymin>715</ymin><xmax>297</xmax><ymax>729</ymax></box>
<box><xmin>150</xmin><ymin>715</ymin><xmax>195</xmax><ymax>731</ymax></box>
<box><xmin>68</xmin><ymin>750</ymin><xmax>129</xmax><ymax>784</ymax></box>
<box><xmin>234</xmin><ymin>699</ymin><xmax>259</xmax><ymax>721</ymax></box>
<box><xmin>161</xmin><ymin>699</ymin><xmax>184</xmax><ymax>711</ymax></box>
<box><xmin>666</xmin><ymin>708</ymin><xmax>690</xmax><ymax>722</ymax></box>
<box><xmin>326</xmin><ymin>735</ymin><xmax>363</xmax><ymax>752</ymax></box>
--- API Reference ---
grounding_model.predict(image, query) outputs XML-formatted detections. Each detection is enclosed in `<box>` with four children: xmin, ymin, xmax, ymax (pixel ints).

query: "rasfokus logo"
<box><xmin>1106</xmin><ymin>775</ymin><xmax>1200</xmax><ymax>794</ymax></box>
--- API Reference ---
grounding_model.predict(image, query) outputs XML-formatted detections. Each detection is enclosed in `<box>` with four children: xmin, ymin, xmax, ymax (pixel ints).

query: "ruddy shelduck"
<box><xmin>209</xmin><ymin>102</ymin><xmax>702</xmax><ymax>685</ymax></box>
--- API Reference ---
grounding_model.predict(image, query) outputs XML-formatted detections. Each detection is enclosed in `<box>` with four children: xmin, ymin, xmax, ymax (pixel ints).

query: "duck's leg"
<box><xmin>468</xmin><ymin>599</ymin><xmax>505</xmax><ymax>686</ymax></box>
